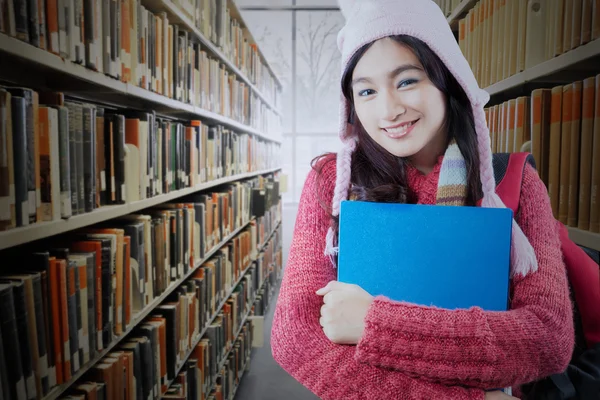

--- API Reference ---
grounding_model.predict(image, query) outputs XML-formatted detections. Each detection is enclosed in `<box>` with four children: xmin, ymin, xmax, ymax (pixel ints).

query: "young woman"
<box><xmin>271</xmin><ymin>0</ymin><xmax>575</xmax><ymax>399</ymax></box>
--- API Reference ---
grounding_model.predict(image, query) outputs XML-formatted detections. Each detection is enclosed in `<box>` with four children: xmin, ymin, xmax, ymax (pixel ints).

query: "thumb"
<box><xmin>316</xmin><ymin>281</ymin><xmax>337</xmax><ymax>296</ymax></box>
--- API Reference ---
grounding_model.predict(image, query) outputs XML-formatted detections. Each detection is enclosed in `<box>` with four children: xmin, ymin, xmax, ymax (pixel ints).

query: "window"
<box><xmin>236</xmin><ymin>2</ymin><xmax>343</xmax><ymax>204</ymax></box>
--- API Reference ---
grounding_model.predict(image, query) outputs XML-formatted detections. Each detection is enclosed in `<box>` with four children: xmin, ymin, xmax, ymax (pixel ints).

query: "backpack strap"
<box><xmin>493</xmin><ymin>152</ymin><xmax>536</xmax><ymax>214</ymax></box>
<box><xmin>493</xmin><ymin>152</ymin><xmax>600</xmax><ymax>348</ymax></box>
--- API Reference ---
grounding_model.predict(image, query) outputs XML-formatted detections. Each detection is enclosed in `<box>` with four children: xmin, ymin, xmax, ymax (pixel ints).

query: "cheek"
<box><xmin>354</xmin><ymin>102</ymin><xmax>378</xmax><ymax>133</ymax></box>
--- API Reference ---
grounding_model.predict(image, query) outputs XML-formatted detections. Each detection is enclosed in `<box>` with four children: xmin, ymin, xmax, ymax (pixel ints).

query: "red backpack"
<box><xmin>493</xmin><ymin>152</ymin><xmax>600</xmax><ymax>399</ymax></box>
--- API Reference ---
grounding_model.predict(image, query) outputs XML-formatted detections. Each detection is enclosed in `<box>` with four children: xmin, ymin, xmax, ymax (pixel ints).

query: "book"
<box><xmin>337</xmin><ymin>201</ymin><xmax>513</xmax><ymax>311</ymax></box>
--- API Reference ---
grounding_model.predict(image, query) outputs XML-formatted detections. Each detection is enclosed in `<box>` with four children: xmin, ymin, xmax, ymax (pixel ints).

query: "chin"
<box><xmin>379</xmin><ymin>138</ymin><xmax>423</xmax><ymax>159</ymax></box>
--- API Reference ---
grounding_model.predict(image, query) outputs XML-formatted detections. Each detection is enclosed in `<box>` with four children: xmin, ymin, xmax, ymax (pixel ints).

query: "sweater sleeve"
<box><xmin>270</xmin><ymin>160</ymin><xmax>485</xmax><ymax>400</ymax></box>
<box><xmin>355</xmin><ymin>164</ymin><xmax>575</xmax><ymax>389</ymax></box>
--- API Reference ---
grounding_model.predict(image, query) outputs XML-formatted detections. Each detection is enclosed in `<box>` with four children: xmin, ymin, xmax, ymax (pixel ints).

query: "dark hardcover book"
<box><xmin>96</xmin><ymin>107</ymin><xmax>107</xmax><ymax>206</ymax></box>
<box><xmin>14</xmin><ymin>0</ymin><xmax>29</xmax><ymax>42</ymax></box>
<box><xmin>0</xmin><ymin>322</ymin><xmax>10</xmax><ymax>400</ymax></box>
<box><xmin>96</xmin><ymin>382</ymin><xmax>106</xmax><ymax>400</ymax></box>
<box><xmin>109</xmin><ymin>0</ymin><xmax>118</xmax><ymax>78</ymax></box>
<box><xmin>137</xmin><ymin>324</ymin><xmax>158</xmax><ymax>398</ymax></box>
<box><xmin>153</xmin><ymin>305</ymin><xmax>177</xmax><ymax>380</ymax></box>
<box><xmin>0</xmin><ymin>279</ymin><xmax>35</xmax><ymax>399</ymax></box>
<box><xmin>30</xmin><ymin>273</ymin><xmax>49</xmax><ymax>395</ymax></box>
<box><xmin>64</xmin><ymin>102</ymin><xmax>81</xmax><ymax>215</ymax></box>
<box><xmin>169</xmin><ymin>213</ymin><xmax>177</xmax><ymax>280</ymax></box>
<box><xmin>172</xmin><ymin>24</ymin><xmax>179</xmax><ymax>100</ymax></box>
<box><xmin>150</xmin><ymin>220</ymin><xmax>159</xmax><ymax>295</ymax></box>
<box><xmin>136</xmin><ymin>337</ymin><xmax>153</xmax><ymax>400</ymax></box>
<box><xmin>26</xmin><ymin>0</ymin><xmax>39</xmax><ymax>46</ymax></box>
<box><xmin>111</xmin><ymin>113</ymin><xmax>126</xmax><ymax>204</ymax></box>
<box><xmin>56</xmin><ymin>106</ymin><xmax>71</xmax><ymax>218</ymax></box>
<box><xmin>102</xmin><ymin>0</ymin><xmax>111</xmax><ymax>75</ymax></box>
<box><xmin>0</xmin><ymin>283</ymin><xmax>27</xmax><ymax>400</ymax></box>
<box><xmin>5</xmin><ymin>88</ymin><xmax>36</xmax><ymax>223</ymax></box>
<box><xmin>10</xmin><ymin>96</ymin><xmax>28</xmax><ymax>227</ymax></box>
<box><xmin>82</xmin><ymin>105</ymin><xmax>96</xmax><ymax>212</ymax></box>
<box><xmin>182</xmin><ymin>208</ymin><xmax>189</xmax><ymax>274</ymax></box>
<box><xmin>75</xmin><ymin>104</ymin><xmax>85</xmax><ymax>214</ymax></box>
<box><xmin>64</xmin><ymin>259</ymin><xmax>81</xmax><ymax>374</ymax></box>
<box><xmin>120</xmin><ymin>341</ymin><xmax>142</xmax><ymax>400</ymax></box>
<box><xmin>83</xmin><ymin>0</ymin><xmax>95</xmax><ymax>69</ymax></box>
<box><xmin>28</xmin><ymin>254</ymin><xmax>56</xmax><ymax>388</ymax></box>
<box><xmin>120</xmin><ymin>222</ymin><xmax>144</xmax><ymax>312</ymax></box>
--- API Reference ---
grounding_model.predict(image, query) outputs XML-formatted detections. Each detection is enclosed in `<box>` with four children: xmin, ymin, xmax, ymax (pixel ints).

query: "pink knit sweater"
<box><xmin>271</xmin><ymin>155</ymin><xmax>575</xmax><ymax>399</ymax></box>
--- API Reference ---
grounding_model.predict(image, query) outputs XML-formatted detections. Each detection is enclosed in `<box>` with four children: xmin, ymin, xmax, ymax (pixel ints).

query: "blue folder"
<box><xmin>337</xmin><ymin>201</ymin><xmax>513</xmax><ymax>311</ymax></box>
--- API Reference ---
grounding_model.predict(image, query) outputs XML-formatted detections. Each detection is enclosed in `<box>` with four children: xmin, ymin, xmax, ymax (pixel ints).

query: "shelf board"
<box><xmin>141</xmin><ymin>0</ymin><xmax>281</xmax><ymax>115</ymax></box>
<box><xmin>0</xmin><ymin>168</ymin><xmax>281</xmax><ymax>251</ymax></box>
<box><xmin>42</xmin><ymin>219</ymin><xmax>257</xmax><ymax>400</ymax></box>
<box><xmin>447</xmin><ymin>0</ymin><xmax>478</xmax><ymax>30</ymax></box>
<box><xmin>485</xmin><ymin>38</ymin><xmax>600</xmax><ymax>97</ymax></box>
<box><xmin>568</xmin><ymin>227</ymin><xmax>600</xmax><ymax>252</ymax></box>
<box><xmin>0</xmin><ymin>33</ymin><xmax>282</xmax><ymax>141</ymax></box>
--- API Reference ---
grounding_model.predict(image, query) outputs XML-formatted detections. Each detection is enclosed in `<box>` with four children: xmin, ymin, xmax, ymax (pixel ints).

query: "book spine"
<box><xmin>0</xmin><ymin>286</ymin><xmax>27</xmax><ymax>400</ymax></box>
<box><xmin>82</xmin><ymin>105</ymin><xmax>95</xmax><ymax>212</ymax></box>
<box><xmin>10</xmin><ymin>96</ymin><xmax>28</xmax><ymax>227</ymax></box>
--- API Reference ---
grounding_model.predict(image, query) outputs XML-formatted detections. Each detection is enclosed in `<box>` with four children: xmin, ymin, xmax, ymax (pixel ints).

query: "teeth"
<box><xmin>386</xmin><ymin>120</ymin><xmax>415</xmax><ymax>134</ymax></box>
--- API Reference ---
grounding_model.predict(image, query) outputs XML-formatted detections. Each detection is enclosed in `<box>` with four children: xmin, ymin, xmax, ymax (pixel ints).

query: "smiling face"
<box><xmin>350</xmin><ymin>37</ymin><xmax>448</xmax><ymax>168</ymax></box>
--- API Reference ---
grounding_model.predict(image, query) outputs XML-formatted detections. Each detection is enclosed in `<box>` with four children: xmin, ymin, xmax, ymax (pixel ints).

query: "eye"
<box><xmin>357</xmin><ymin>89</ymin><xmax>376</xmax><ymax>97</ymax></box>
<box><xmin>397</xmin><ymin>78</ymin><xmax>418</xmax><ymax>88</ymax></box>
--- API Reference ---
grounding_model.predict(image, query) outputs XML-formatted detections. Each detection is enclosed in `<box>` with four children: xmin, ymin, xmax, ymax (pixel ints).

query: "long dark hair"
<box><xmin>313</xmin><ymin>35</ymin><xmax>482</xmax><ymax>236</ymax></box>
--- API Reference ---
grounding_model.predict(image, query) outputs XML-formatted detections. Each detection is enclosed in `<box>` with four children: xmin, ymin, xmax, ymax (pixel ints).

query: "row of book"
<box><xmin>484</xmin><ymin>74</ymin><xmax>600</xmax><ymax>232</ymax></box>
<box><xmin>54</xmin><ymin>227</ymin><xmax>281</xmax><ymax>400</ymax></box>
<box><xmin>0</xmin><ymin>86</ymin><xmax>282</xmax><ymax>231</ymax></box>
<box><xmin>168</xmin><ymin>0</ymin><xmax>280</xmax><ymax>108</ymax></box>
<box><xmin>0</xmin><ymin>172</ymin><xmax>281</xmax><ymax>400</ymax></box>
<box><xmin>0</xmin><ymin>0</ymin><xmax>281</xmax><ymax>133</ymax></box>
<box><xmin>456</xmin><ymin>0</ymin><xmax>600</xmax><ymax>89</ymax></box>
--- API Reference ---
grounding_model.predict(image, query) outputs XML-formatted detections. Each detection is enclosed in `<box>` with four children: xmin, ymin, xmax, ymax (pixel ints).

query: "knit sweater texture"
<box><xmin>271</xmin><ymin>155</ymin><xmax>575</xmax><ymax>400</ymax></box>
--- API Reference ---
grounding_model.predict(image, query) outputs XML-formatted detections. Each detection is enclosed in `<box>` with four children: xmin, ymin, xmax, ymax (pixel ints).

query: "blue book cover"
<box><xmin>337</xmin><ymin>201</ymin><xmax>513</xmax><ymax>311</ymax></box>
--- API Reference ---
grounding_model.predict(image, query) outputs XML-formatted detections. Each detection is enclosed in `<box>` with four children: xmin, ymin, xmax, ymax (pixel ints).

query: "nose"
<box><xmin>379</xmin><ymin>89</ymin><xmax>405</xmax><ymax>121</ymax></box>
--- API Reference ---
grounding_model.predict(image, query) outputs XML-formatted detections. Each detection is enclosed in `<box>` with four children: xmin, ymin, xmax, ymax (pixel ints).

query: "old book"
<box><xmin>0</xmin><ymin>283</ymin><xmax>27</xmax><ymax>400</ymax></box>
<box><xmin>82</xmin><ymin>104</ymin><xmax>97</xmax><ymax>213</ymax></box>
<box><xmin>590</xmin><ymin>74</ymin><xmax>600</xmax><ymax>231</ymax></box>
<box><xmin>559</xmin><ymin>84</ymin><xmax>574</xmax><ymax>224</ymax></box>
<box><xmin>38</xmin><ymin>106</ymin><xmax>61</xmax><ymax>221</ymax></box>
<box><xmin>568</xmin><ymin>81</ymin><xmax>584</xmax><ymax>227</ymax></box>
<box><xmin>549</xmin><ymin>86</ymin><xmax>564</xmax><ymax>218</ymax></box>
<box><xmin>0</xmin><ymin>89</ymin><xmax>15</xmax><ymax>231</ymax></box>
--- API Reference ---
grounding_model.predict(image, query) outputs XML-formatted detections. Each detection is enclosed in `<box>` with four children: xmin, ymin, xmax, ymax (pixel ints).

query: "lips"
<box><xmin>382</xmin><ymin>119</ymin><xmax>419</xmax><ymax>139</ymax></box>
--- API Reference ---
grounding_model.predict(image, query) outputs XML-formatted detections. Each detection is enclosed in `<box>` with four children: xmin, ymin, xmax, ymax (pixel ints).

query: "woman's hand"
<box><xmin>484</xmin><ymin>391</ymin><xmax>520</xmax><ymax>400</ymax></box>
<box><xmin>316</xmin><ymin>281</ymin><xmax>375</xmax><ymax>344</ymax></box>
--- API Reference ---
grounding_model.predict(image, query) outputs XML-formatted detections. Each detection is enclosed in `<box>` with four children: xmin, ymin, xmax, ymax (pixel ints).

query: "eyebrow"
<box><xmin>351</xmin><ymin>64</ymin><xmax>423</xmax><ymax>87</ymax></box>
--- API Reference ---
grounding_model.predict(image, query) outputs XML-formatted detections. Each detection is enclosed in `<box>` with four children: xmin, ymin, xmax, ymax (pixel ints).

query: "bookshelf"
<box><xmin>0</xmin><ymin>168</ymin><xmax>281</xmax><ymax>251</ymax></box>
<box><xmin>435</xmin><ymin>0</ymin><xmax>600</xmax><ymax>253</ymax></box>
<box><xmin>0</xmin><ymin>34</ymin><xmax>282</xmax><ymax>143</ymax></box>
<box><xmin>0</xmin><ymin>0</ymin><xmax>284</xmax><ymax>398</ymax></box>
<box><xmin>486</xmin><ymin>38</ymin><xmax>600</xmax><ymax>98</ymax></box>
<box><xmin>42</xmin><ymin>220</ymin><xmax>281</xmax><ymax>400</ymax></box>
